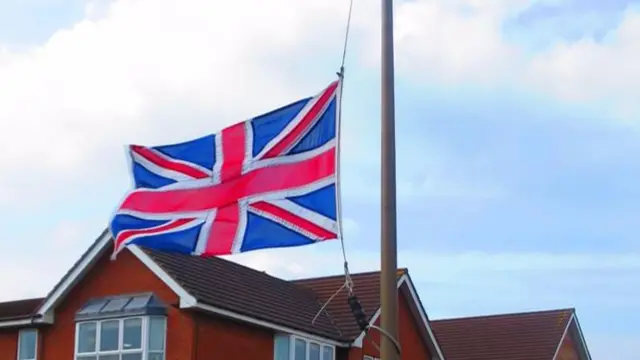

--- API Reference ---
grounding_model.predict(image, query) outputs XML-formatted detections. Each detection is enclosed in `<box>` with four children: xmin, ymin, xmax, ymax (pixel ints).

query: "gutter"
<box><xmin>0</xmin><ymin>313</ymin><xmax>51</xmax><ymax>329</ymax></box>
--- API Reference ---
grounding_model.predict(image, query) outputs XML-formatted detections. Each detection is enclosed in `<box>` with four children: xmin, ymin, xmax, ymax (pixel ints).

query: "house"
<box><xmin>431</xmin><ymin>309</ymin><xmax>592</xmax><ymax>360</ymax></box>
<box><xmin>0</xmin><ymin>230</ymin><xmax>592</xmax><ymax>360</ymax></box>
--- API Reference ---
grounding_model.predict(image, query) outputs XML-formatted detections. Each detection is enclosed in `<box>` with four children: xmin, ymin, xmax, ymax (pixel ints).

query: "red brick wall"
<box><xmin>36</xmin><ymin>249</ymin><xmax>196</xmax><ymax>360</ymax></box>
<box><xmin>195</xmin><ymin>312</ymin><xmax>274</xmax><ymax>360</ymax></box>
<box><xmin>557</xmin><ymin>331</ymin><xmax>579</xmax><ymax>360</ymax></box>
<box><xmin>0</xmin><ymin>329</ymin><xmax>18</xmax><ymax>360</ymax></box>
<box><xmin>355</xmin><ymin>287</ymin><xmax>433</xmax><ymax>360</ymax></box>
<box><xmin>336</xmin><ymin>346</ymin><xmax>352</xmax><ymax>360</ymax></box>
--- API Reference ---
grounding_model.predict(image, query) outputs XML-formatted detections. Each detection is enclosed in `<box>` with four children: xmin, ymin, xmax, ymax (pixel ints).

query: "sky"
<box><xmin>0</xmin><ymin>0</ymin><xmax>639</xmax><ymax>358</ymax></box>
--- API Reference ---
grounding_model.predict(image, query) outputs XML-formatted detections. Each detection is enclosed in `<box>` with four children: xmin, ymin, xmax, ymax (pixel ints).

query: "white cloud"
<box><xmin>0</xmin><ymin>0</ymin><xmax>357</xmax><ymax>205</ymax></box>
<box><xmin>4</xmin><ymin>0</ymin><xmax>637</xmax><ymax>207</ymax></box>
<box><xmin>231</xmin><ymin>244</ymin><xmax>640</xmax><ymax>281</ymax></box>
<box><xmin>391</xmin><ymin>1</ymin><xmax>640</xmax><ymax>117</ymax></box>
<box><xmin>392</xmin><ymin>0</ymin><xmax>520</xmax><ymax>85</ymax></box>
<box><xmin>525</xmin><ymin>8</ymin><xmax>640</xmax><ymax>116</ymax></box>
<box><xmin>50</xmin><ymin>220</ymin><xmax>88</xmax><ymax>248</ymax></box>
<box><xmin>0</xmin><ymin>221</ymin><xmax>93</xmax><ymax>301</ymax></box>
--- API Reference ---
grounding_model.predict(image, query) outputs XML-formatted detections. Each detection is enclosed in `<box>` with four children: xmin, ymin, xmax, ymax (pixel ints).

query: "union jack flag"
<box><xmin>109</xmin><ymin>80</ymin><xmax>341</xmax><ymax>258</ymax></box>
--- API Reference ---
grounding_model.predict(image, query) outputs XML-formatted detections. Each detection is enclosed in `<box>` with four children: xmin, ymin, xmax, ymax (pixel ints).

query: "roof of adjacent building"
<box><xmin>292</xmin><ymin>268</ymin><xmax>407</xmax><ymax>340</ymax></box>
<box><xmin>431</xmin><ymin>308</ymin><xmax>576</xmax><ymax>360</ymax></box>
<box><xmin>0</xmin><ymin>298</ymin><xmax>44</xmax><ymax>321</ymax></box>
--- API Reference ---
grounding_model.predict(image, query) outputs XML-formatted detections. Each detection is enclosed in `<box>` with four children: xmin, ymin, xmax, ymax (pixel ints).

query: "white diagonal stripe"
<box><xmin>212</xmin><ymin>132</ymin><xmax>223</xmax><ymax>184</ymax></box>
<box><xmin>131</xmin><ymin>150</ymin><xmax>195</xmax><ymax>182</ymax></box>
<box><xmin>247</xmin><ymin>205</ymin><xmax>321</xmax><ymax>241</ymax></box>
<box><xmin>192</xmin><ymin>209</ymin><xmax>217</xmax><ymax>256</ymax></box>
<box><xmin>254</xmin><ymin>94</ymin><xmax>319</xmax><ymax>160</ymax></box>
<box><xmin>246</xmin><ymin>176</ymin><xmax>335</xmax><ymax>204</ymax></box>
<box><xmin>263</xmin><ymin>198</ymin><xmax>338</xmax><ymax>234</ymax></box>
<box><xmin>116</xmin><ymin>209</ymin><xmax>210</xmax><ymax>220</ymax></box>
<box><xmin>279</xmin><ymin>91</ymin><xmax>336</xmax><ymax>156</ymax></box>
<box><xmin>249</xmin><ymin>139</ymin><xmax>335</xmax><ymax>173</ymax></box>
<box><xmin>231</xmin><ymin>202</ymin><xmax>249</xmax><ymax>254</ymax></box>
<box><xmin>116</xmin><ymin>218</ymin><xmax>205</xmax><ymax>253</ymax></box>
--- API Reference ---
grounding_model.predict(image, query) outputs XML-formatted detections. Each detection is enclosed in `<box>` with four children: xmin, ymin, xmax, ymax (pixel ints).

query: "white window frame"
<box><xmin>17</xmin><ymin>328</ymin><xmax>38</xmax><ymax>360</ymax></box>
<box><xmin>363</xmin><ymin>356</ymin><xmax>379</xmax><ymax>360</ymax></box>
<box><xmin>73</xmin><ymin>316</ymin><xmax>166</xmax><ymax>359</ymax></box>
<box><xmin>275</xmin><ymin>334</ymin><xmax>335</xmax><ymax>360</ymax></box>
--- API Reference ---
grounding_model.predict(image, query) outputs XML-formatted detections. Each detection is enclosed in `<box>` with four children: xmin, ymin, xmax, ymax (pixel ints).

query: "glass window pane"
<box><xmin>124</xmin><ymin>295</ymin><xmax>150</xmax><ymax>311</ymax></box>
<box><xmin>294</xmin><ymin>338</ymin><xmax>307</xmax><ymax>360</ymax></box>
<box><xmin>102</xmin><ymin>298</ymin><xmax>130</xmax><ymax>312</ymax></box>
<box><xmin>309</xmin><ymin>343</ymin><xmax>320</xmax><ymax>360</ymax></box>
<box><xmin>148</xmin><ymin>354</ymin><xmax>164</xmax><ymax>360</ymax></box>
<box><xmin>99</xmin><ymin>320</ymin><xmax>119</xmax><ymax>351</ymax></box>
<box><xmin>274</xmin><ymin>334</ymin><xmax>290</xmax><ymax>360</ymax></box>
<box><xmin>121</xmin><ymin>353</ymin><xmax>142</xmax><ymax>360</ymax></box>
<box><xmin>123</xmin><ymin>318</ymin><xmax>142</xmax><ymax>350</ymax></box>
<box><xmin>97</xmin><ymin>356</ymin><xmax>119</xmax><ymax>360</ymax></box>
<box><xmin>77</xmin><ymin>299</ymin><xmax>108</xmax><ymax>315</ymax></box>
<box><xmin>18</xmin><ymin>329</ymin><xmax>36</xmax><ymax>360</ymax></box>
<box><xmin>76</xmin><ymin>356</ymin><xmax>97</xmax><ymax>360</ymax></box>
<box><xmin>322</xmin><ymin>346</ymin><xmax>334</xmax><ymax>360</ymax></box>
<box><xmin>78</xmin><ymin>322</ymin><xmax>97</xmax><ymax>353</ymax></box>
<box><xmin>148</xmin><ymin>317</ymin><xmax>166</xmax><ymax>351</ymax></box>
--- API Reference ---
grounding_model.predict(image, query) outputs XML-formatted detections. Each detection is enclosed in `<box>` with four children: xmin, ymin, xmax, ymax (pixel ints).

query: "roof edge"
<box><xmin>292</xmin><ymin>268</ymin><xmax>409</xmax><ymax>283</ymax></box>
<box><xmin>0</xmin><ymin>297</ymin><xmax>47</xmax><ymax>326</ymax></box>
<box><xmin>0</xmin><ymin>312</ymin><xmax>53</xmax><ymax>329</ymax></box>
<box><xmin>551</xmin><ymin>311</ymin><xmax>575</xmax><ymax>360</ymax></box>
<box><xmin>432</xmin><ymin>307</ymin><xmax>576</xmax><ymax>323</ymax></box>
<box><xmin>8</xmin><ymin>227</ymin><xmax>357</xmax><ymax>342</ymax></box>
<box><xmin>561</xmin><ymin>311</ymin><xmax>593</xmax><ymax>360</ymax></box>
<box><xmin>135</xmin><ymin>247</ymin><xmax>350</xmax><ymax>344</ymax></box>
<box><xmin>34</xmin><ymin>229</ymin><xmax>112</xmax><ymax>319</ymax></box>
<box><xmin>191</xmin><ymin>301</ymin><xmax>350</xmax><ymax>347</ymax></box>
<box><xmin>352</xmin><ymin>273</ymin><xmax>446</xmax><ymax>360</ymax></box>
<box><xmin>0</xmin><ymin>317</ymin><xmax>34</xmax><ymax>329</ymax></box>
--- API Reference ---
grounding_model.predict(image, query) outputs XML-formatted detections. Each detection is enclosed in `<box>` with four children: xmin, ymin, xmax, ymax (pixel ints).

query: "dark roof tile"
<box><xmin>293</xmin><ymin>269</ymin><xmax>407</xmax><ymax>339</ymax></box>
<box><xmin>142</xmin><ymin>247</ymin><xmax>345</xmax><ymax>340</ymax></box>
<box><xmin>0</xmin><ymin>297</ymin><xmax>44</xmax><ymax>321</ymax></box>
<box><xmin>431</xmin><ymin>308</ymin><xmax>574</xmax><ymax>360</ymax></box>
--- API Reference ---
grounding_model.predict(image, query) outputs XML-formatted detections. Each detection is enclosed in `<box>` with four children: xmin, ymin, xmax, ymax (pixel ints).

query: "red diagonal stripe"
<box><xmin>120</xmin><ymin>148</ymin><xmax>335</xmax><ymax>214</ymax></box>
<box><xmin>262</xmin><ymin>80</ymin><xmax>338</xmax><ymax>159</ymax></box>
<box><xmin>250</xmin><ymin>201</ymin><xmax>336</xmax><ymax>240</ymax></box>
<box><xmin>219</xmin><ymin>122</ymin><xmax>246</xmax><ymax>182</ymax></box>
<box><xmin>114</xmin><ymin>218</ymin><xmax>196</xmax><ymax>250</ymax></box>
<box><xmin>203</xmin><ymin>120</ymin><xmax>248</xmax><ymax>256</ymax></box>
<box><xmin>203</xmin><ymin>204</ymin><xmax>241</xmax><ymax>256</ymax></box>
<box><xmin>131</xmin><ymin>145</ymin><xmax>209</xmax><ymax>179</ymax></box>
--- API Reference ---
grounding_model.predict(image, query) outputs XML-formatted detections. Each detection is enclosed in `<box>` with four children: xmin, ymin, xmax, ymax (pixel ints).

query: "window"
<box><xmin>274</xmin><ymin>334</ymin><xmax>334</xmax><ymax>360</ymax></box>
<box><xmin>74</xmin><ymin>316</ymin><xmax>166</xmax><ymax>360</ymax></box>
<box><xmin>363</xmin><ymin>356</ymin><xmax>378</xmax><ymax>360</ymax></box>
<box><xmin>17</xmin><ymin>329</ymin><xmax>37</xmax><ymax>360</ymax></box>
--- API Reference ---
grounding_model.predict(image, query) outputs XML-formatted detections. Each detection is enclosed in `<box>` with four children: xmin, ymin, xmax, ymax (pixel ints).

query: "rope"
<box><xmin>335</xmin><ymin>0</ymin><xmax>355</xmax><ymax>297</ymax></box>
<box><xmin>339</xmin><ymin>0</ymin><xmax>355</xmax><ymax>75</ymax></box>
<box><xmin>313</xmin><ymin>3</ymin><xmax>403</xmax><ymax>356</ymax></box>
<box><xmin>311</xmin><ymin>0</ymin><xmax>356</xmax><ymax>326</ymax></box>
<box><xmin>337</xmin><ymin>0</ymin><xmax>355</xmax><ymax>294</ymax></box>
